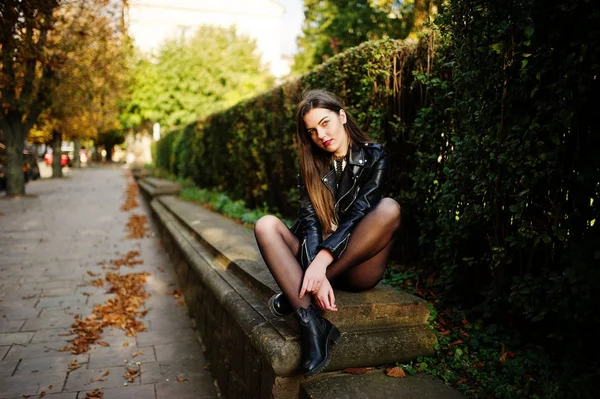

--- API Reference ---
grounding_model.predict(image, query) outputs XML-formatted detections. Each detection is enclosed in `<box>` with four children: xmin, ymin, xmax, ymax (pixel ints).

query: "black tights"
<box><xmin>254</xmin><ymin>198</ymin><xmax>401</xmax><ymax>310</ymax></box>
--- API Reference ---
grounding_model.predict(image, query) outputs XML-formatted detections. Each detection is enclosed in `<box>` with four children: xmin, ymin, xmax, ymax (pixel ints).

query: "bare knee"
<box><xmin>254</xmin><ymin>215</ymin><xmax>281</xmax><ymax>238</ymax></box>
<box><xmin>376</xmin><ymin>198</ymin><xmax>401</xmax><ymax>230</ymax></box>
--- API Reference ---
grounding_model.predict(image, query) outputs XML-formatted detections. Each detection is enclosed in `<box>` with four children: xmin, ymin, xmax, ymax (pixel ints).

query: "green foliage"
<box><xmin>121</xmin><ymin>26</ymin><xmax>274</xmax><ymax>129</ymax></box>
<box><xmin>155</xmin><ymin>1</ymin><xmax>599</xmax><ymax>393</ymax></box>
<box><xmin>178</xmin><ymin>186</ymin><xmax>293</xmax><ymax>228</ymax></box>
<box><xmin>155</xmin><ymin>38</ymin><xmax>429</xmax><ymax>217</ymax></box>
<box><xmin>293</xmin><ymin>0</ymin><xmax>439</xmax><ymax>74</ymax></box>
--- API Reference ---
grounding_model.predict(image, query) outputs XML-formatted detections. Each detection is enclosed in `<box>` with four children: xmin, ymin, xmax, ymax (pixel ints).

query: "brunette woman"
<box><xmin>254</xmin><ymin>89</ymin><xmax>401</xmax><ymax>378</ymax></box>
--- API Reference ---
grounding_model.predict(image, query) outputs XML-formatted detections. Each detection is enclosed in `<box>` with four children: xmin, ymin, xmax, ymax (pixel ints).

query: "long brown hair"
<box><xmin>296</xmin><ymin>90</ymin><xmax>374</xmax><ymax>234</ymax></box>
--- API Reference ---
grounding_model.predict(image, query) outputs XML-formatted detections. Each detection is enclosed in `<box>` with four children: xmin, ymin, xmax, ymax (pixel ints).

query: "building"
<box><xmin>127</xmin><ymin>0</ymin><xmax>291</xmax><ymax>77</ymax></box>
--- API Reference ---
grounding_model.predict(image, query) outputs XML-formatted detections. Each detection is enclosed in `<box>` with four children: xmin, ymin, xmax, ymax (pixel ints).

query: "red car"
<box><xmin>44</xmin><ymin>151</ymin><xmax>70</xmax><ymax>167</ymax></box>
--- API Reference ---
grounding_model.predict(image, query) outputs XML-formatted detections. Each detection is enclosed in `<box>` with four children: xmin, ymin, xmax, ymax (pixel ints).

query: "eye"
<box><xmin>322</xmin><ymin>120</ymin><xmax>328</xmax><ymax>126</ymax></box>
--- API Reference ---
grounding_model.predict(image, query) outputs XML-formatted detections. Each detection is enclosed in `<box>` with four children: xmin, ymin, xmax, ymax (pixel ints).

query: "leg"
<box><xmin>254</xmin><ymin>215</ymin><xmax>311</xmax><ymax>309</ymax></box>
<box><xmin>326</xmin><ymin>198</ymin><xmax>401</xmax><ymax>290</ymax></box>
<box><xmin>255</xmin><ymin>215</ymin><xmax>340</xmax><ymax>378</ymax></box>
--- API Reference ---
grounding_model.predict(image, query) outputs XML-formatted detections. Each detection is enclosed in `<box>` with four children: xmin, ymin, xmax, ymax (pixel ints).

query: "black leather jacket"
<box><xmin>291</xmin><ymin>142</ymin><xmax>389</xmax><ymax>269</ymax></box>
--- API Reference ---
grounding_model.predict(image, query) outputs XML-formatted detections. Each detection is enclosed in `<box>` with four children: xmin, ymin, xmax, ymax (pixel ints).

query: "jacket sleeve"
<box><xmin>317</xmin><ymin>150</ymin><xmax>389</xmax><ymax>259</ymax></box>
<box><xmin>295</xmin><ymin>174</ymin><xmax>322</xmax><ymax>269</ymax></box>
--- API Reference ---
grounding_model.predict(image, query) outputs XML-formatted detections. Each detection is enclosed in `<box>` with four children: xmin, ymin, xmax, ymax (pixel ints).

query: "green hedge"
<box><xmin>155</xmin><ymin>38</ymin><xmax>430</xmax><ymax>218</ymax></box>
<box><xmin>156</xmin><ymin>15</ymin><xmax>599</xmax><ymax>393</ymax></box>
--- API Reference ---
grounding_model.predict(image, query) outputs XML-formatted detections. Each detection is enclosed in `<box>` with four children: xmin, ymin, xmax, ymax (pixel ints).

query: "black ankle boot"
<box><xmin>294</xmin><ymin>304</ymin><xmax>341</xmax><ymax>378</ymax></box>
<box><xmin>268</xmin><ymin>292</ymin><xmax>294</xmax><ymax>317</ymax></box>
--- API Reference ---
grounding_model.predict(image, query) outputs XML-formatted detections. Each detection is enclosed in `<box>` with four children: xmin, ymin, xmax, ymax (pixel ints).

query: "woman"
<box><xmin>254</xmin><ymin>89</ymin><xmax>401</xmax><ymax>378</ymax></box>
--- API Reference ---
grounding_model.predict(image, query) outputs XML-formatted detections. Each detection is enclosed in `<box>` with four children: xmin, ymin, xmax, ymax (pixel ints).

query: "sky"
<box><xmin>276</xmin><ymin>0</ymin><xmax>305</xmax><ymax>56</ymax></box>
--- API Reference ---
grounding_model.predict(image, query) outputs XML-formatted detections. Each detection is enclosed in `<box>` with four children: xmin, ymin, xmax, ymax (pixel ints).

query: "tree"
<box><xmin>292</xmin><ymin>0</ymin><xmax>438</xmax><ymax>74</ymax></box>
<box><xmin>0</xmin><ymin>0</ymin><xmax>127</xmax><ymax>191</ymax></box>
<box><xmin>121</xmin><ymin>26</ymin><xmax>274</xmax><ymax>130</ymax></box>
<box><xmin>1</xmin><ymin>1</ymin><xmax>60</xmax><ymax>195</ymax></box>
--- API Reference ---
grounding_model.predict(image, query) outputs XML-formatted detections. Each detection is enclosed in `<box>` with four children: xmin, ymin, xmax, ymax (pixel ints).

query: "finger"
<box><xmin>329</xmin><ymin>290</ymin><xmax>337</xmax><ymax>310</ymax></box>
<box><xmin>299</xmin><ymin>279</ymin><xmax>307</xmax><ymax>299</ymax></box>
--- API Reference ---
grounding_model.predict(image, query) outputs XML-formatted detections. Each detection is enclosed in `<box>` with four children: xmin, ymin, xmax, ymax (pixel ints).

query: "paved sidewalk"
<box><xmin>0</xmin><ymin>167</ymin><xmax>219</xmax><ymax>399</ymax></box>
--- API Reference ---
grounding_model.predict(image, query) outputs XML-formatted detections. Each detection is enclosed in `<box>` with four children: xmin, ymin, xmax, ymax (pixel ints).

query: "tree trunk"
<box><xmin>73</xmin><ymin>138</ymin><xmax>81</xmax><ymax>168</ymax></box>
<box><xmin>1</xmin><ymin>113</ymin><xmax>27</xmax><ymax>196</ymax></box>
<box><xmin>52</xmin><ymin>130</ymin><xmax>63</xmax><ymax>178</ymax></box>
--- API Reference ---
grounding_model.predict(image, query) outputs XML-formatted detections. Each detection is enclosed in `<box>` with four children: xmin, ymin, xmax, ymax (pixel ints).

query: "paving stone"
<box><xmin>88</xmin><ymin>346</ymin><xmax>155</xmax><ymax>369</ymax></box>
<box><xmin>39</xmin><ymin>306</ymin><xmax>91</xmax><ymax>319</ymax></box>
<box><xmin>0</xmin><ymin>307</ymin><xmax>40</xmax><ymax>320</ymax></box>
<box><xmin>153</xmin><ymin>343</ymin><xmax>206</xmax><ymax>363</ymax></box>
<box><xmin>140</xmin><ymin>359</ymin><xmax>211</xmax><ymax>385</ymax></box>
<box><xmin>41</xmin><ymin>287</ymin><xmax>78</xmax><ymax>297</ymax></box>
<box><xmin>0</xmin><ymin>345</ymin><xmax>9</xmax><ymax>360</ymax></box>
<box><xmin>143</xmin><ymin>313</ymin><xmax>192</xmax><ymax>330</ymax></box>
<box><xmin>65</xmin><ymin>365</ymin><xmax>140</xmax><ymax>391</ymax></box>
<box><xmin>0</xmin><ymin>360</ymin><xmax>18</xmax><ymax>377</ymax></box>
<box><xmin>0</xmin><ymin>320</ymin><xmax>25</xmax><ymax>333</ymax></box>
<box><xmin>30</xmin><ymin>328</ymin><xmax>75</xmax><ymax>344</ymax></box>
<box><xmin>0</xmin><ymin>371</ymin><xmax>66</xmax><ymax>397</ymax></box>
<box><xmin>0</xmin><ymin>332</ymin><xmax>34</xmax><ymax>346</ymax></box>
<box><xmin>79</xmin><ymin>383</ymin><xmax>156</xmax><ymax>399</ymax></box>
<box><xmin>155</xmin><ymin>377</ymin><xmax>218</xmax><ymax>399</ymax></box>
<box><xmin>21</xmin><ymin>315</ymin><xmax>75</xmax><ymax>331</ymax></box>
<box><xmin>0</xmin><ymin>169</ymin><xmax>217</xmax><ymax>398</ymax></box>
<box><xmin>13</xmin><ymin>354</ymin><xmax>88</xmax><ymax>375</ymax></box>
<box><xmin>136</xmin><ymin>328</ymin><xmax>197</xmax><ymax>348</ymax></box>
<box><xmin>36</xmin><ymin>296</ymin><xmax>87</xmax><ymax>309</ymax></box>
<box><xmin>3</xmin><ymin>342</ymin><xmax>69</xmax><ymax>361</ymax></box>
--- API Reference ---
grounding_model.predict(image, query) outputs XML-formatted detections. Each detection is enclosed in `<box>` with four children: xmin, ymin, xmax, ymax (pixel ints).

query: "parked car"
<box><xmin>0</xmin><ymin>144</ymin><xmax>39</xmax><ymax>191</ymax></box>
<box><xmin>44</xmin><ymin>149</ymin><xmax>71</xmax><ymax>167</ymax></box>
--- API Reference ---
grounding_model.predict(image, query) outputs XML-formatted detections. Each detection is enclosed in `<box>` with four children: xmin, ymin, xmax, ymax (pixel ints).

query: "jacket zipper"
<box><xmin>343</xmin><ymin>186</ymin><xmax>360</xmax><ymax>213</ymax></box>
<box><xmin>335</xmin><ymin>176</ymin><xmax>359</xmax><ymax>214</ymax></box>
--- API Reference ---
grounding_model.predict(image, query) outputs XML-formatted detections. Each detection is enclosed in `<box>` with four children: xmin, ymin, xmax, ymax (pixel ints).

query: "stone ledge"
<box><xmin>156</xmin><ymin>195</ymin><xmax>434</xmax><ymax>330</ymax></box>
<box><xmin>138</xmin><ymin>177</ymin><xmax>182</xmax><ymax>197</ymax></box>
<box><xmin>147</xmin><ymin>194</ymin><xmax>439</xmax><ymax>398</ymax></box>
<box><xmin>301</xmin><ymin>370</ymin><xmax>466</xmax><ymax>399</ymax></box>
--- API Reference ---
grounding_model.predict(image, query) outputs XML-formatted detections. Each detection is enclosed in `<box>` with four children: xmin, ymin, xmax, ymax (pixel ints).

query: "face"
<box><xmin>303</xmin><ymin>107</ymin><xmax>349</xmax><ymax>157</ymax></box>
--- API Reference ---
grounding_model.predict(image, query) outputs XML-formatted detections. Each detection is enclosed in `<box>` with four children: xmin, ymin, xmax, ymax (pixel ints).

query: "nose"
<box><xmin>316</xmin><ymin>126</ymin><xmax>327</xmax><ymax>139</ymax></box>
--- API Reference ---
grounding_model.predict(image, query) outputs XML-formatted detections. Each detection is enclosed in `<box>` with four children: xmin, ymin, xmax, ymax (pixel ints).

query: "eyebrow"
<box><xmin>306</xmin><ymin>116</ymin><xmax>329</xmax><ymax>131</ymax></box>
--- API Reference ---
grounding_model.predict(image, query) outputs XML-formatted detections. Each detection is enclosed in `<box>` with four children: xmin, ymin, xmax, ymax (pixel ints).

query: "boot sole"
<box><xmin>268</xmin><ymin>294</ymin><xmax>291</xmax><ymax>318</ymax></box>
<box><xmin>303</xmin><ymin>326</ymin><xmax>341</xmax><ymax>378</ymax></box>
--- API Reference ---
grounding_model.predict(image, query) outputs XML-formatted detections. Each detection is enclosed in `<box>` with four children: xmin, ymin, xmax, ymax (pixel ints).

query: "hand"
<box><xmin>314</xmin><ymin>278</ymin><xmax>337</xmax><ymax>312</ymax></box>
<box><xmin>299</xmin><ymin>262</ymin><xmax>327</xmax><ymax>299</ymax></box>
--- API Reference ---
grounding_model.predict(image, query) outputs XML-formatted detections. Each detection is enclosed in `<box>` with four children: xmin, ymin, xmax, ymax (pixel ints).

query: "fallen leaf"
<box><xmin>90</xmin><ymin>377</ymin><xmax>106</xmax><ymax>382</ymax></box>
<box><xmin>48</xmin><ymin>385</ymin><xmax>53</xmax><ymax>390</ymax></box>
<box><xmin>450</xmin><ymin>339</ymin><xmax>464</xmax><ymax>346</ymax></box>
<box><xmin>39</xmin><ymin>392</ymin><xmax>46</xmax><ymax>398</ymax></box>
<box><xmin>96</xmin><ymin>341</ymin><xmax>110</xmax><ymax>347</ymax></box>
<box><xmin>176</xmin><ymin>377</ymin><xmax>188</xmax><ymax>382</ymax></box>
<box><xmin>123</xmin><ymin>342</ymin><xmax>130</xmax><ymax>347</ymax></box>
<box><xmin>386</xmin><ymin>367</ymin><xmax>406</xmax><ymax>378</ymax></box>
<box><xmin>343</xmin><ymin>367</ymin><xmax>370</xmax><ymax>375</ymax></box>
<box><xmin>132</xmin><ymin>351</ymin><xmax>143</xmax><ymax>358</ymax></box>
<box><xmin>102</xmin><ymin>370</ymin><xmax>110</xmax><ymax>377</ymax></box>
<box><xmin>22</xmin><ymin>395</ymin><xmax>31</xmax><ymax>398</ymax></box>
<box><xmin>86</xmin><ymin>389</ymin><xmax>104</xmax><ymax>398</ymax></box>
<box><xmin>87</xmin><ymin>271</ymin><xmax>99</xmax><ymax>277</ymax></box>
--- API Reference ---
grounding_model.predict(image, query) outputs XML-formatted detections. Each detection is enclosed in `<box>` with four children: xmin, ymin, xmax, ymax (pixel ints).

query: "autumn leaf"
<box><xmin>343</xmin><ymin>367</ymin><xmax>370</xmax><ymax>375</ymax></box>
<box><xmin>87</xmin><ymin>271</ymin><xmax>99</xmax><ymax>277</ymax></box>
<box><xmin>450</xmin><ymin>339</ymin><xmax>464</xmax><ymax>346</ymax></box>
<box><xmin>39</xmin><ymin>392</ymin><xmax>46</xmax><ymax>398</ymax></box>
<box><xmin>176</xmin><ymin>377</ymin><xmax>187</xmax><ymax>382</ymax></box>
<box><xmin>86</xmin><ymin>389</ymin><xmax>104</xmax><ymax>398</ymax></box>
<box><xmin>132</xmin><ymin>351</ymin><xmax>143</xmax><ymax>358</ymax></box>
<box><xmin>102</xmin><ymin>370</ymin><xmax>110</xmax><ymax>377</ymax></box>
<box><xmin>96</xmin><ymin>341</ymin><xmax>110</xmax><ymax>347</ymax></box>
<box><xmin>385</xmin><ymin>367</ymin><xmax>406</xmax><ymax>378</ymax></box>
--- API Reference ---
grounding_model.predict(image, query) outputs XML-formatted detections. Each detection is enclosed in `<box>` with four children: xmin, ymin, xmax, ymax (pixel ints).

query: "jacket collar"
<box><xmin>347</xmin><ymin>143</ymin><xmax>366</xmax><ymax>166</ymax></box>
<box><xmin>320</xmin><ymin>143</ymin><xmax>366</xmax><ymax>194</ymax></box>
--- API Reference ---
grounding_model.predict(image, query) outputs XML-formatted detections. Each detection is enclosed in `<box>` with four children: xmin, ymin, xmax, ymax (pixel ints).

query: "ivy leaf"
<box><xmin>525</xmin><ymin>25</ymin><xmax>535</xmax><ymax>38</ymax></box>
